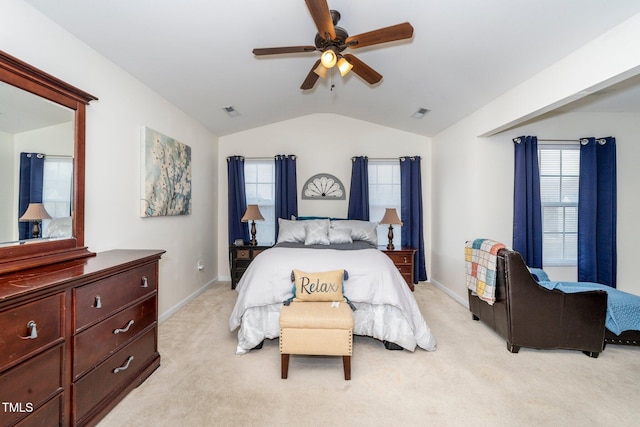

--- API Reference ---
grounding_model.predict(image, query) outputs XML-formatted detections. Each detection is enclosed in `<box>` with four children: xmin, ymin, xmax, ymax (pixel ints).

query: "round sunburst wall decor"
<box><xmin>302</xmin><ymin>173</ymin><xmax>345</xmax><ymax>200</ymax></box>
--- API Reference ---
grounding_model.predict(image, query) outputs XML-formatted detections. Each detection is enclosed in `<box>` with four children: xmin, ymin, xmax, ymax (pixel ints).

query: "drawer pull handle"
<box><xmin>113</xmin><ymin>320</ymin><xmax>135</xmax><ymax>335</ymax></box>
<box><xmin>113</xmin><ymin>356</ymin><xmax>134</xmax><ymax>374</ymax></box>
<box><xmin>403</xmin><ymin>257</ymin><xmax>408</xmax><ymax>263</ymax></box>
<box><xmin>94</xmin><ymin>295</ymin><xmax>102</xmax><ymax>309</ymax></box>
<box><xmin>141</xmin><ymin>276</ymin><xmax>149</xmax><ymax>288</ymax></box>
<box><xmin>27</xmin><ymin>321</ymin><xmax>38</xmax><ymax>339</ymax></box>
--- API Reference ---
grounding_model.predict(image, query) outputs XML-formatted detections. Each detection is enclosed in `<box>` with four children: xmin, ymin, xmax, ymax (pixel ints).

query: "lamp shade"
<box><xmin>320</xmin><ymin>49</ymin><xmax>337</xmax><ymax>68</ymax></box>
<box><xmin>379</xmin><ymin>208</ymin><xmax>403</xmax><ymax>225</ymax></box>
<box><xmin>313</xmin><ymin>62</ymin><xmax>329</xmax><ymax>78</ymax></box>
<box><xmin>19</xmin><ymin>203</ymin><xmax>52</xmax><ymax>221</ymax></box>
<box><xmin>337</xmin><ymin>57</ymin><xmax>353</xmax><ymax>76</ymax></box>
<box><xmin>241</xmin><ymin>204</ymin><xmax>264</xmax><ymax>222</ymax></box>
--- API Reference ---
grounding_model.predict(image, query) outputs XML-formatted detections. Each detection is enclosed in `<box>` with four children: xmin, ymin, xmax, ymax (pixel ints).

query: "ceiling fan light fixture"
<box><xmin>337</xmin><ymin>57</ymin><xmax>353</xmax><ymax>76</ymax></box>
<box><xmin>313</xmin><ymin>62</ymin><xmax>329</xmax><ymax>78</ymax></box>
<box><xmin>320</xmin><ymin>49</ymin><xmax>337</xmax><ymax>68</ymax></box>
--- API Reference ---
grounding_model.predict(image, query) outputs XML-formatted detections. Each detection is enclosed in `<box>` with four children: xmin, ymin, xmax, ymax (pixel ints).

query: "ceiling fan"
<box><xmin>252</xmin><ymin>0</ymin><xmax>414</xmax><ymax>90</ymax></box>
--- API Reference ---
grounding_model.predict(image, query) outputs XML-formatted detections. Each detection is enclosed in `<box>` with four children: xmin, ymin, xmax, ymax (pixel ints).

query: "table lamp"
<box><xmin>379</xmin><ymin>208</ymin><xmax>403</xmax><ymax>250</ymax></box>
<box><xmin>19</xmin><ymin>202</ymin><xmax>52</xmax><ymax>239</ymax></box>
<box><xmin>241</xmin><ymin>204</ymin><xmax>265</xmax><ymax>246</ymax></box>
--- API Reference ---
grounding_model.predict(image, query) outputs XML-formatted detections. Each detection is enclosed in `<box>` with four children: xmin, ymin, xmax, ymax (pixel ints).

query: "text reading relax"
<box><xmin>300</xmin><ymin>276</ymin><xmax>338</xmax><ymax>294</ymax></box>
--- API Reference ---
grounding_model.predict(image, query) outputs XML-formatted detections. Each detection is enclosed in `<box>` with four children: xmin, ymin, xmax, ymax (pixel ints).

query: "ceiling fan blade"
<box><xmin>301</xmin><ymin>60</ymin><xmax>322</xmax><ymax>90</ymax></box>
<box><xmin>344</xmin><ymin>54</ymin><xmax>382</xmax><ymax>85</ymax></box>
<box><xmin>305</xmin><ymin>0</ymin><xmax>335</xmax><ymax>40</ymax></box>
<box><xmin>253</xmin><ymin>46</ymin><xmax>317</xmax><ymax>56</ymax></box>
<box><xmin>345</xmin><ymin>22</ymin><xmax>414</xmax><ymax>49</ymax></box>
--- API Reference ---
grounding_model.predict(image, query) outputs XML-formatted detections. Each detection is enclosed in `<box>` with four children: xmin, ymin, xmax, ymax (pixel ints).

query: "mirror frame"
<box><xmin>0</xmin><ymin>50</ymin><xmax>98</xmax><ymax>274</ymax></box>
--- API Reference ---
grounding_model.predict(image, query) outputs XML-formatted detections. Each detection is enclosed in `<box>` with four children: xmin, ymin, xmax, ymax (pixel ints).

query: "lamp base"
<box><xmin>387</xmin><ymin>225</ymin><xmax>394</xmax><ymax>250</ymax></box>
<box><xmin>249</xmin><ymin>221</ymin><xmax>257</xmax><ymax>246</ymax></box>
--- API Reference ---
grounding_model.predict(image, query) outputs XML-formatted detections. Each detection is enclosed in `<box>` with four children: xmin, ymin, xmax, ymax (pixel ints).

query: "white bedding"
<box><xmin>229</xmin><ymin>246</ymin><xmax>437</xmax><ymax>353</ymax></box>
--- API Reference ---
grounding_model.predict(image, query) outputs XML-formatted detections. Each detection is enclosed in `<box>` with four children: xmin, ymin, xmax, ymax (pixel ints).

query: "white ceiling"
<box><xmin>21</xmin><ymin>0</ymin><xmax>640</xmax><ymax>137</ymax></box>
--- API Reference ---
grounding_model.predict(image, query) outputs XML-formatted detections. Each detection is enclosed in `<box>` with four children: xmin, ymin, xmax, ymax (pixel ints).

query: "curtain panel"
<box><xmin>347</xmin><ymin>156</ymin><xmax>369</xmax><ymax>221</ymax></box>
<box><xmin>227</xmin><ymin>156</ymin><xmax>249</xmax><ymax>245</ymax></box>
<box><xmin>400</xmin><ymin>156</ymin><xmax>427</xmax><ymax>282</ymax></box>
<box><xmin>578</xmin><ymin>137</ymin><xmax>617</xmax><ymax>288</ymax></box>
<box><xmin>275</xmin><ymin>154</ymin><xmax>298</xmax><ymax>238</ymax></box>
<box><xmin>512</xmin><ymin>136</ymin><xmax>543</xmax><ymax>268</ymax></box>
<box><xmin>18</xmin><ymin>152</ymin><xmax>45</xmax><ymax>240</ymax></box>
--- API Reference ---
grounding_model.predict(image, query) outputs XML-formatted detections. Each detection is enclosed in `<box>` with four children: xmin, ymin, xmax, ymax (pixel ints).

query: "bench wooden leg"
<box><xmin>281</xmin><ymin>354</ymin><xmax>290</xmax><ymax>379</ymax></box>
<box><xmin>342</xmin><ymin>355</ymin><xmax>351</xmax><ymax>381</ymax></box>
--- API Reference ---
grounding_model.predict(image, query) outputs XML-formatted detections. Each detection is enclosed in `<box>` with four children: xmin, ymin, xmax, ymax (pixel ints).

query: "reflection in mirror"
<box><xmin>0</xmin><ymin>81</ymin><xmax>74</xmax><ymax>245</ymax></box>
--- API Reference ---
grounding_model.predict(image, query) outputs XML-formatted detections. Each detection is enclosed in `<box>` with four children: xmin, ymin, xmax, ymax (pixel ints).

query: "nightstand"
<box><xmin>229</xmin><ymin>245</ymin><xmax>271</xmax><ymax>289</ymax></box>
<box><xmin>380</xmin><ymin>246</ymin><xmax>416</xmax><ymax>291</ymax></box>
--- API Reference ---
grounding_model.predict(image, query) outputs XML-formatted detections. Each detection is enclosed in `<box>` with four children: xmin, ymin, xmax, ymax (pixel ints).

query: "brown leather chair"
<box><xmin>468</xmin><ymin>248</ymin><xmax>607</xmax><ymax>357</ymax></box>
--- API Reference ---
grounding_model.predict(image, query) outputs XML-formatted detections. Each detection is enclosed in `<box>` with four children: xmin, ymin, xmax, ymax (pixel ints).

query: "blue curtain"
<box><xmin>578</xmin><ymin>137</ymin><xmax>617</xmax><ymax>288</ymax></box>
<box><xmin>400</xmin><ymin>156</ymin><xmax>427</xmax><ymax>282</ymax></box>
<box><xmin>275</xmin><ymin>155</ymin><xmax>298</xmax><ymax>238</ymax></box>
<box><xmin>18</xmin><ymin>153</ymin><xmax>45</xmax><ymax>240</ymax></box>
<box><xmin>227</xmin><ymin>156</ymin><xmax>249</xmax><ymax>245</ymax></box>
<box><xmin>347</xmin><ymin>156</ymin><xmax>369</xmax><ymax>220</ymax></box>
<box><xmin>512</xmin><ymin>136</ymin><xmax>543</xmax><ymax>268</ymax></box>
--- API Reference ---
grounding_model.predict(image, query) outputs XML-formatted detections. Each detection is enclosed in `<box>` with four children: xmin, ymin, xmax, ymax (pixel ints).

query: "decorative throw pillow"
<box><xmin>328</xmin><ymin>227</ymin><xmax>352</xmax><ymax>244</ymax></box>
<box><xmin>276</xmin><ymin>218</ymin><xmax>307</xmax><ymax>243</ymax></box>
<box><xmin>292</xmin><ymin>269</ymin><xmax>346</xmax><ymax>302</ymax></box>
<box><xmin>331</xmin><ymin>220</ymin><xmax>378</xmax><ymax>246</ymax></box>
<box><xmin>304</xmin><ymin>219</ymin><xmax>330</xmax><ymax>245</ymax></box>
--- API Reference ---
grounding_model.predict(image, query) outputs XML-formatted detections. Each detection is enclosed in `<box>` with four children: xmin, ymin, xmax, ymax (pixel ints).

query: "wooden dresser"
<box><xmin>0</xmin><ymin>249</ymin><xmax>164</xmax><ymax>427</ymax></box>
<box><xmin>229</xmin><ymin>245</ymin><xmax>270</xmax><ymax>289</ymax></box>
<box><xmin>380</xmin><ymin>246</ymin><xmax>416</xmax><ymax>291</ymax></box>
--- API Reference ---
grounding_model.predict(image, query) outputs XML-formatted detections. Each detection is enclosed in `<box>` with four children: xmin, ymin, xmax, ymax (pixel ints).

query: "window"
<box><xmin>244</xmin><ymin>160</ymin><xmax>276</xmax><ymax>245</ymax></box>
<box><xmin>368</xmin><ymin>160</ymin><xmax>401</xmax><ymax>247</ymax></box>
<box><xmin>538</xmin><ymin>145</ymin><xmax>580</xmax><ymax>265</ymax></box>
<box><xmin>42</xmin><ymin>157</ymin><xmax>73</xmax><ymax>230</ymax></box>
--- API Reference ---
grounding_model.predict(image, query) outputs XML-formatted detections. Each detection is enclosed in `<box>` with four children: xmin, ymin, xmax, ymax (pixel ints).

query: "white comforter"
<box><xmin>229</xmin><ymin>247</ymin><xmax>437</xmax><ymax>353</ymax></box>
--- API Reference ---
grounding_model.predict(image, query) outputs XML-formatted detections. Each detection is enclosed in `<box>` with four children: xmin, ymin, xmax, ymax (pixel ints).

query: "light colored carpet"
<box><xmin>98</xmin><ymin>281</ymin><xmax>640</xmax><ymax>427</ymax></box>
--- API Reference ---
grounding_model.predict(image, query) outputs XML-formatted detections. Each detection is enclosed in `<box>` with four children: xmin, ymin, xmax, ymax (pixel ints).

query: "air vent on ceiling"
<box><xmin>222</xmin><ymin>105</ymin><xmax>240</xmax><ymax>117</ymax></box>
<box><xmin>412</xmin><ymin>108</ymin><xmax>430</xmax><ymax>119</ymax></box>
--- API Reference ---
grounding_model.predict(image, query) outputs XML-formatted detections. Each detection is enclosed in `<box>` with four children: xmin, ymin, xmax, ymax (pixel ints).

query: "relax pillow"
<box><xmin>328</xmin><ymin>227</ymin><xmax>352</xmax><ymax>244</ymax></box>
<box><xmin>292</xmin><ymin>269</ymin><xmax>346</xmax><ymax>302</ymax></box>
<box><xmin>331</xmin><ymin>220</ymin><xmax>378</xmax><ymax>246</ymax></box>
<box><xmin>304</xmin><ymin>219</ymin><xmax>330</xmax><ymax>245</ymax></box>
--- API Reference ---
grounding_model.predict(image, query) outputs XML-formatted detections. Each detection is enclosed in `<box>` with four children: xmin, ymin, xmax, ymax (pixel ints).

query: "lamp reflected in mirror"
<box><xmin>241</xmin><ymin>204</ymin><xmax>264</xmax><ymax>246</ymax></box>
<box><xmin>19</xmin><ymin>203</ymin><xmax>52</xmax><ymax>239</ymax></box>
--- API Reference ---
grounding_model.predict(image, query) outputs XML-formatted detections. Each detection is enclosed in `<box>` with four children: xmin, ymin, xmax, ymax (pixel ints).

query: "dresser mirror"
<box><xmin>0</xmin><ymin>50</ymin><xmax>98</xmax><ymax>274</ymax></box>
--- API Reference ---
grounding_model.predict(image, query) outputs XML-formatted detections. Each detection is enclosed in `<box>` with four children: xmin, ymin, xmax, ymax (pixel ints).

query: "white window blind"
<box><xmin>368</xmin><ymin>160</ymin><xmax>401</xmax><ymax>247</ymax></box>
<box><xmin>244</xmin><ymin>159</ymin><xmax>276</xmax><ymax>245</ymax></box>
<box><xmin>538</xmin><ymin>145</ymin><xmax>579</xmax><ymax>265</ymax></box>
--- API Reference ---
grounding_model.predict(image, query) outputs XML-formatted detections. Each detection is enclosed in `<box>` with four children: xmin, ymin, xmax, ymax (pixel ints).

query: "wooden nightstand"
<box><xmin>380</xmin><ymin>246</ymin><xmax>416</xmax><ymax>291</ymax></box>
<box><xmin>229</xmin><ymin>245</ymin><xmax>271</xmax><ymax>289</ymax></box>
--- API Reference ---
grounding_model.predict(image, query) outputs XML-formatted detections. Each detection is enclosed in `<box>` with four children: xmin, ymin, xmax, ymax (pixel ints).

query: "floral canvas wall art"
<box><xmin>141</xmin><ymin>127</ymin><xmax>192</xmax><ymax>217</ymax></box>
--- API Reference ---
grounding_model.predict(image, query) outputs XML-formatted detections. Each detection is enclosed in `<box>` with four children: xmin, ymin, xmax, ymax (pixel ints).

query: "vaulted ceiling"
<box><xmin>24</xmin><ymin>0</ymin><xmax>640</xmax><ymax>137</ymax></box>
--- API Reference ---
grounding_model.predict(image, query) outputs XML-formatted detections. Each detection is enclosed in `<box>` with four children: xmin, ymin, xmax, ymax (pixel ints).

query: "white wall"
<box><xmin>0</xmin><ymin>132</ymin><xmax>13</xmax><ymax>242</ymax></box>
<box><xmin>217</xmin><ymin>113</ymin><xmax>431</xmax><ymax>279</ymax></box>
<box><xmin>2</xmin><ymin>0</ymin><xmax>219</xmax><ymax>319</ymax></box>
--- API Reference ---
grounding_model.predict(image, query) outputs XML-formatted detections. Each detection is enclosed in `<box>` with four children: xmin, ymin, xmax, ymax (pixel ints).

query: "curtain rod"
<box><xmin>537</xmin><ymin>139</ymin><xmax>580</xmax><ymax>142</ymax></box>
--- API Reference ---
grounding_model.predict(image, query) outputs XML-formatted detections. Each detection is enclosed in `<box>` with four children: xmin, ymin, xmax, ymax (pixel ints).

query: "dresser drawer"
<box><xmin>0</xmin><ymin>345</ymin><xmax>63</xmax><ymax>427</ymax></box>
<box><xmin>73</xmin><ymin>327</ymin><xmax>157</xmax><ymax>422</ymax></box>
<box><xmin>0</xmin><ymin>293</ymin><xmax>64</xmax><ymax>371</ymax></box>
<box><xmin>235</xmin><ymin>249</ymin><xmax>250</xmax><ymax>259</ymax></box>
<box><xmin>14</xmin><ymin>393</ymin><xmax>63</xmax><ymax>427</ymax></box>
<box><xmin>73</xmin><ymin>295</ymin><xmax>157</xmax><ymax>379</ymax></box>
<box><xmin>385</xmin><ymin>252</ymin><xmax>413</xmax><ymax>266</ymax></box>
<box><xmin>74</xmin><ymin>263</ymin><xmax>157</xmax><ymax>331</ymax></box>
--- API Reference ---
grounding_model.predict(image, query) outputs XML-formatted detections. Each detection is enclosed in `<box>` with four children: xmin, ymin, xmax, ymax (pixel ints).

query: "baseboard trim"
<box><xmin>159</xmin><ymin>278</ymin><xmax>217</xmax><ymax>323</ymax></box>
<box><xmin>429</xmin><ymin>279</ymin><xmax>469</xmax><ymax>308</ymax></box>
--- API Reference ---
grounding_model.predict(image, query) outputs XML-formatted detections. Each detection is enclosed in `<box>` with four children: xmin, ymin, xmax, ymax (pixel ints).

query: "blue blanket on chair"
<box><xmin>537</xmin><ymin>281</ymin><xmax>640</xmax><ymax>335</ymax></box>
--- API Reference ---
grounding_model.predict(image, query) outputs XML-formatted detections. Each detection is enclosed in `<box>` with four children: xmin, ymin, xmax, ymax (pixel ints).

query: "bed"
<box><xmin>467</xmin><ymin>243</ymin><xmax>640</xmax><ymax>356</ymax></box>
<box><xmin>229</xmin><ymin>219</ymin><xmax>437</xmax><ymax>354</ymax></box>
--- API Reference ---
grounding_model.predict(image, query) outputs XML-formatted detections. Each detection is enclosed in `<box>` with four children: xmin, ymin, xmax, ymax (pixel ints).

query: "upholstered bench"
<box><xmin>279</xmin><ymin>301</ymin><xmax>354</xmax><ymax>380</ymax></box>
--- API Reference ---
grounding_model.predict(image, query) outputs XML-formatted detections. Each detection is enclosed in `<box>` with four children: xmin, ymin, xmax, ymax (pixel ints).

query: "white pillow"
<box><xmin>328</xmin><ymin>228</ymin><xmax>352</xmax><ymax>244</ymax></box>
<box><xmin>304</xmin><ymin>219</ymin><xmax>330</xmax><ymax>245</ymax></box>
<box><xmin>276</xmin><ymin>218</ymin><xmax>307</xmax><ymax>243</ymax></box>
<box><xmin>331</xmin><ymin>220</ymin><xmax>378</xmax><ymax>246</ymax></box>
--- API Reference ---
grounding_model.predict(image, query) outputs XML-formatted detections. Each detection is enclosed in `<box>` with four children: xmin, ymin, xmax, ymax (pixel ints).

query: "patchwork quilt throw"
<box><xmin>465</xmin><ymin>238</ymin><xmax>506</xmax><ymax>305</ymax></box>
